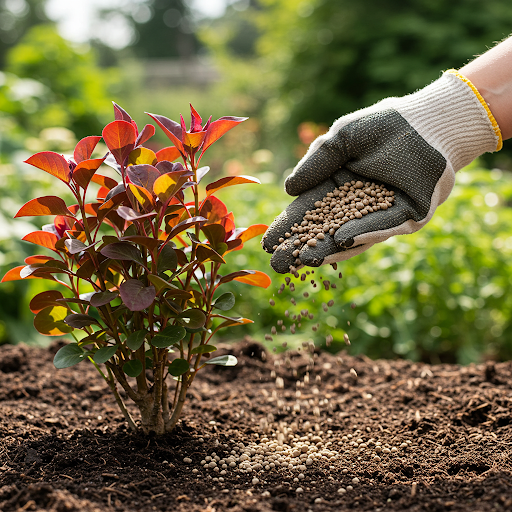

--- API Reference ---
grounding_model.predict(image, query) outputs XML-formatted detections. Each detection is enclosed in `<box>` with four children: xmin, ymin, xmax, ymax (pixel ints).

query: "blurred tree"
<box><xmin>0</xmin><ymin>24</ymin><xmax>117</xmax><ymax>138</ymax></box>
<box><xmin>255</xmin><ymin>0</ymin><xmax>512</xmax><ymax>140</ymax></box>
<box><xmin>98</xmin><ymin>0</ymin><xmax>202</xmax><ymax>60</ymax></box>
<box><xmin>204</xmin><ymin>0</ymin><xmax>512</xmax><ymax>162</ymax></box>
<box><xmin>0</xmin><ymin>0</ymin><xmax>48</xmax><ymax>67</ymax></box>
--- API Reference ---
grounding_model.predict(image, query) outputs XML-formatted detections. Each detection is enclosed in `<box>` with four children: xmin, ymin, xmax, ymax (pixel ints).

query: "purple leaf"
<box><xmin>119</xmin><ymin>280</ymin><xmax>156</xmax><ymax>311</ymax></box>
<box><xmin>126</xmin><ymin>164</ymin><xmax>160</xmax><ymax>192</ymax></box>
<box><xmin>117</xmin><ymin>206</ymin><xmax>157</xmax><ymax>222</ymax></box>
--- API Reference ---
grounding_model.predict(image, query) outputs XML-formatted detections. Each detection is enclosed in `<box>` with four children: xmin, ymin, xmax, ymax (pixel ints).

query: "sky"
<box><xmin>45</xmin><ymin>0</ymin><xmax>229</xmax><ymax>48</ymax></box>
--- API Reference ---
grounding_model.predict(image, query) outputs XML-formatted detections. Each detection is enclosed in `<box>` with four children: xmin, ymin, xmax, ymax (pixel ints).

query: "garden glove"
<box><xmin>262</xmin><ymin>70</ymin><xmax>502</xmax><ymax>274</ymax></box>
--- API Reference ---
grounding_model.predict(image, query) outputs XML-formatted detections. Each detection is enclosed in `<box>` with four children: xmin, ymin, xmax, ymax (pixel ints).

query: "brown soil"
<box><xmin>1</xmin><ymin>339</ymin><xmax>512</xmax><ymax>512</ymax></box>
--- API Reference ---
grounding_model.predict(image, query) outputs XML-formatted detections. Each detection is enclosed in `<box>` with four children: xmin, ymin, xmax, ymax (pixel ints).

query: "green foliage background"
<box><xmin>2</xmin><ymin>0</ymin><xmax>512</xmax><ymax>365</ymax></box>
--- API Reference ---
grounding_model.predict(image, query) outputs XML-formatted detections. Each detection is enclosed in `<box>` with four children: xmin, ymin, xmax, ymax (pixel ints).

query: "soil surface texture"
<box><xmin>1</xmin><ymin>339</ymin><xmax>512</xmax><ymax>512</ymax></box>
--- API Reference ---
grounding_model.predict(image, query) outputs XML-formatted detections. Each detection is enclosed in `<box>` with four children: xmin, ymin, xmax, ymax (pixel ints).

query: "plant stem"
<box><xmin>105</xmin><ymin>366</ymin><xmax>138</xmax><ymax>432</ymax></box>
<box><xmin>166</xmin><ymin>373</ymin><xmax>190</xmax><ymax>432</ymax></box>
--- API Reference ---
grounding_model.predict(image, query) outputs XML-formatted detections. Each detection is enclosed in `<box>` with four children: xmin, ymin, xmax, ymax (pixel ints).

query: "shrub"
<box><xmin>2</xmin><ymin>103</ymin><xmax>271</xmax><ymax>434</ymax></box>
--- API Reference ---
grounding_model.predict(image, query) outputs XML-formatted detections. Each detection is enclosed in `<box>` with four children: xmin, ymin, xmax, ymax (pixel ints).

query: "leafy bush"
<box><xmin>3</xmin><ymin>103</ymin><xmax>271</xmax><ymax>434</ymax></box>
<box><xmin>217</xmin><ymin>163</ymin><xmax>512</xmax><ymax>365</ymax></box>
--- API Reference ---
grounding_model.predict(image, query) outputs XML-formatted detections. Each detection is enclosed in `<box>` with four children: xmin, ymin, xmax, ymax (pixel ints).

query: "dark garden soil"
<box><xmin>1</xmin><ymin>339</ymin><xmax>512</xmax><ymax>512</ymax></box>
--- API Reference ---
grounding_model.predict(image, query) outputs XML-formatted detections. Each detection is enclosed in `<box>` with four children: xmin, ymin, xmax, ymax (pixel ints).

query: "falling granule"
<box><xmin>303</xmin><ymin>292</ymin><xmax>309</xmax><ymax>298</ymax></box>
<box><xmin>331</xmin><ymin>283</ymin><xmax>337</xmax><ymax>289</ymax></box>
<box><xmin>323</xmin><ymin>280</ymin><xmax>330</xmax><ymax>290</ymax></box>
<box><xmin>291</xmin><ymin>298</ymin><xmax>297</xmax><ymax>305</ymax></box>
<box><xmin>271</xmin><ymin>327</ymin><xmax>277</xmax><ymax>335</ymax></box>
<box><xmin>278</xmin><ymin>284</ymin><xmax>285</xmax><ymax>294</ymax></box>
<box><xmin>338</xmin><ymin>272</ymin><xmax>343</xmax><ymax>279</ymax></box>
<box><xmin>327</xmin><ymin>300</ymin><xmax>334</xmax><ymax>307</ymax></box>
<box><xmin>322</xmin><ymin>303</ymin><xmax>329</xmax><ymax>312</ymax></box>
<box><xmin>331</xmin><ymin>263</ymin><xmax>338</xmax><ymax>270</ymax></box>
<box><xmin>282</xmin><ymin>341</ymin><xmax>288</xmax><ymax>348</ymax></box>
<box><xmin>351</xmin><ymin>303</ymin><xmax>356</xmax><ymax>309</ymax></box>
<box><xmin>285</xmin><ymin>277</ymin><xmax>291</xmax><ymax>285</ymax></box>
<box><xmin>285</xmin><ymin>310</ymin><xmax>290</xmax><ymax>317</ymax></box>
<box><xmin>312</xmin><ymin>326</ymin><xmax>318</xmax><ymax>332</ymax></box>
<box><xmin>343</xmin><ymin>333</ymin><xmax>350</xmax><ymax>345</ymax></box>
<box><xmin>326</xmin><ymin>334</ymin><xmax>333</xmax><ymax>347</ymax></box>
<box><xmin>277</xmin><ymin>320</ymin><xmax>283</xmax><ymax>326</ymax></box>
<box><xmin>290</xmin><ymin>326</ymin><xmax>296</xmax><ymax>334</ymax></box>
<box><xmin>301</xmin><ymin>274</ymin><xmax>306</xmax><ymax>282</ymax></box>
<box><xmin>281</xmin><ymin>325</ymin><xmax>286</xmax><ymax>332</ymax></box>
<box><xmin>290</xmin><ymin>283</ymin><xmax>295</xmax><ymax>292</ymax></box>
<box><xmin>265</xmin><ymin>334</ymin><xmax>274</xmax><ymax>341</ymax></box>
<box><xmin>310</xmin><ymin>280</ymin><xmax>315</xmax><ymax>285</ymax></box>
<box><xmin>308</xmin><ymin>313</ymin><xmax>314</xmax><ymax>320</ymax></box>
<box><xmin>269</xmin><ymin>299</ymin><xmax>275</xmax><ymax>306</ymax></box>
<box><xmin>350</xmin><ymin>368</ymin><xmax>357</xmax><ymax>378</ymax></box>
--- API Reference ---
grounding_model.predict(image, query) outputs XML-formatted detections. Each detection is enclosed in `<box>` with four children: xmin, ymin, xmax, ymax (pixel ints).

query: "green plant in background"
<box><xmin>0</xmin><ymin>24</ymin><xmax>117</xmax><ymax>139</ymax></box>
<box><xmin>3</xmin><ymin>103</ymin><xmax>270</xmax><ymax>434</ymax></box>
<box><xmin>217</xmin><ymin>162</ymin><xmax>512</xmax><ymax>365</ymax></box>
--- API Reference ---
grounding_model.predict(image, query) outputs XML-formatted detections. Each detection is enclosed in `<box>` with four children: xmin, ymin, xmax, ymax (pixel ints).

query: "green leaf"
<box><xmin>177</xmin><ymin>308</ymin><xmax>206</xmax><ymax>329</ymax></box>
<box><xmin>191</xmin><ymin>344</ymin><xmax>217</xmax><ymax>355</ymax></box>
<box><xmin>205</xmin><ymin>355</ymin><xmax>238</xmax><ymax>367</ymax></box>
<box><xmin>213</xmin><ymin>292</ymin><xmax>235</xmax><ymax>311</ymax></box>
<box><xmin>151</xmin><ymin>325</ymin><xmax>187</xmax><ymax>348</ymax></box>
<box><xmin>157</xmin><ymin>244</ymin><xmax>178</xmax><ymax>272</ymax></box>
<box><xmin>126</xmin><ymin>329</ymin><xmax>147</xmax><ymax>350</ymax></box>
<box><xmin>123</xmin><ymin>359</ymin><xmax>143</xmax><ymax>377</ymax></box>
<box><xmin>168</xmin><ymin>358</ymin><xmax>189</xmax><ymax>376</ymax></box>
<box><xmin>93</xmin><ymin>345</ymin><xmax>118</xmax><ymax>364</ymax></box>
<box><xmin>54</xmin><ymin>344</ymin><xmax>86</xmax><ymax>369</ymax></box>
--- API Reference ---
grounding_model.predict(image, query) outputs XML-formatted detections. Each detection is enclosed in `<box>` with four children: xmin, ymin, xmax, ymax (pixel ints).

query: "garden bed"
<box><xmin>1</xmin><ymin>339</ymin><xmax>512</xmax><ymax>511</ymax></box>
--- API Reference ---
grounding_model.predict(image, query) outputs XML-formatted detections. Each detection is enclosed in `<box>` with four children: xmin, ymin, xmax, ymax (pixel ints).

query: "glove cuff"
<box><xmin>395</xmin><ymin>71</ymin><xmax>502</xmax><ymax>171</ymax></box>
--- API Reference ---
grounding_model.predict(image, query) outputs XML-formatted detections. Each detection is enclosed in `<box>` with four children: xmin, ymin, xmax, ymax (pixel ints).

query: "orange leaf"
<box><xmin>128</xmin><ymin>183</ymin><xmax>155</xmax><ymax>210</ymax></box>
<box><xmin>102</xmin><ymin>120</ymin><xmax>137</xmax><ymax>166</ymax></box>
<box><xmin>22</xmin><ymin>231</ymin><xmax>59</xmax><ymax>252</ymax></box>
<box><xmin>74</xmin><ymin>136</ymin><xmax>101</xmax><ymax>163</ymax></box>
<box><xmin>25</xmin><ymin>152</ymin><xmax>71</xmax><ymax>183</ymax></box>
<box><xmin>206</xmin><ymin>175</ymin><xmax>260</xmax><ymax>197</ymax></box>
<box><xmin>200</xmin><ymin>116</ymin><xmax>248</xmax><ymax>158</ymax></box>
<box><xmin>236</xmin><ymin>224</ymin><xmax>268</xmax><ymax>243</ymax></box>
<box><xmin>2</xmin><ymin>265</ymin><xmax>42</xmax><ymax>282</ymax></box>
<box><xmin>30</xmin><ymin>290</ymin><xmax>64</xmax><ymax>314</ymax></box>
<box><xmin>72</xmin><ymin>158</ymin><xmax>106</xmax><ymax>189</ymax></box>
<box><xmin>24</xmin><ymin>255</ymin><xmax>56</xmax><ymax>265</ymax></box>
<box><xmin>201</xmin><ymin>196</ymin><xmax>228</xmax><ymax>224</ymax></box>
<box><xmin>233</xmin><ymin>270</ymin><xmax>272</xmax><ymax>288</ymax></box>
<box><xmin>15</xmin><ymin>196</ymin><xmax>72</xmax><ymax>218</ymax></box>
<box><xmin>156</xmin><ymin>146</ymin><xmax>182</xmax><ymax>163</ymax></box>
<box><xmin>153</xmin><ymin>172</ymin><xmax>189</xmax><ymax>203</ymax></box>
<box><xmin>128</xmin><ymin>147</ymin><xmax>158</xmax><ymax>166</ymax></box>
<box><xmin>91</xmin><ymin>174</ymin><xmax>118</xmax><ymax>190</ymax></box>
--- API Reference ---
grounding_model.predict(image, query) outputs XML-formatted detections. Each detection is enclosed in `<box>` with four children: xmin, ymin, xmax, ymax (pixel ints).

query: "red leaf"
<box><xmin>22</xmin><ymin>231</ymin><xmax>59</xmax><ymax>252</ymax></box>
<box><xmin>102</xmin><ymin>120</ymin><xmax>137</xmax><ymax>166</ymax></box>
<box><xmin>146</xmin><ymin>113</ymin><xmax>185</xmax><ymax>156</ymax></box>
<box><xmin>113</xmin><ymin>102</ymin><xmax>132</xmax><ymax>122</ymax></box>
<box><xmin>190</xmin><ymin>104</ymin><xmax>203</xmax><ymax>132</ymax></box>
<box><xmin>135</xmin><ymin>124</ymin><xmax>155</xmax><ymax>147</ymax></box>
<box><xmin>72</xmin><ymin>158</ymin><xmax>106</xmax><ymax>189</ymax></box>
<box><xmin>235</xmin><ymin>224</ymin><xmax>268</xmax><ymax>243</ymax></box>
<box><xmin>74</xmin><ymin>136</ymin><xmax>101</xmax><ymax>163</ymax></box>
<box><xmin>201</xmin><ymin>224</ymin><xmax>226</xmax><ymax>247</ymax></box>
<box><xmin>156</xmin><ymin>146</ymin><xmax>182</xmax><ymax>163</ymax></box>
<box><xmin>91</xmin><ymin>174</ymin><xmax>118</xmax><ymax>190</ymax></box>
<box><xmin>200</xmin><ymin>116</ymin><xmax>248</xmax><ymax>158</ymax></box>
<box><xmin>2</xmin><ymin>265</ymin><xmax>42</xmax><ymax>282</ymax></box>
<box><xmin>206</xmin><ymin>175</ymin><xmax>260</xmax><ymax>197</ymax></box>
<box><xmin>25</xmin><ymin>152</ymin><xmax>71</xmax><ymax>183</ymax></box>
<box><xmin>233</xmin><ymin>270</ymin><xmax>272</xmax><ymax>288</ymax></box>
<box><xmin>15</xmin><ymin>196</ymin><xmax>72</xmax><ymax>218</ymax></box>
<box><xmin>119</xmin><ymin>280</ymin><xmax>156</xmax><ymax>311</ymax></box>
<box><xmin>30</xmin><ymin>290</ymin><xmax>64</xmax><ymax>314</ymax></box>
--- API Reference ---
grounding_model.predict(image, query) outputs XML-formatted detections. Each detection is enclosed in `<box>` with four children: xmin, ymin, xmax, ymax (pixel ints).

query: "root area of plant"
<box><xmin>1</xmin><ymin>340</ymin><xmax>512</xmax><ymax>512</ymax></box>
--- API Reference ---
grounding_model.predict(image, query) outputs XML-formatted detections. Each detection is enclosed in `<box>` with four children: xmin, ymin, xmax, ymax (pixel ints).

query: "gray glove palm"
<box><xmin>263</xmin><ymin>71</ymin><xmax>502</xmax><ymax>273</ymax></box>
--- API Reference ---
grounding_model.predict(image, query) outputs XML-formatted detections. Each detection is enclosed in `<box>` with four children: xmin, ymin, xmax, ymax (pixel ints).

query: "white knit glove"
<box><xmin>263</xmin><ymin>70</ymin><xmax>502</xmax><ymax>273</ymax></box>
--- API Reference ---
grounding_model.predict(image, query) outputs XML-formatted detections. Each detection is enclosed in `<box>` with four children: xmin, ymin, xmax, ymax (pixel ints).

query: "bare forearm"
<box><xmin>460</xmin><ymin>36</ymin><xmax>512</xmax><ymax>140</ymax></box>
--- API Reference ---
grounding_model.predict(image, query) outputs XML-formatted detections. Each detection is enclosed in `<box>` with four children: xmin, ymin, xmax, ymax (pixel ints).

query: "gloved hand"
<box><xmin>262</xmin><ymin>70</ymin><xmax>502</xmax><ymax>273</ymax></box>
